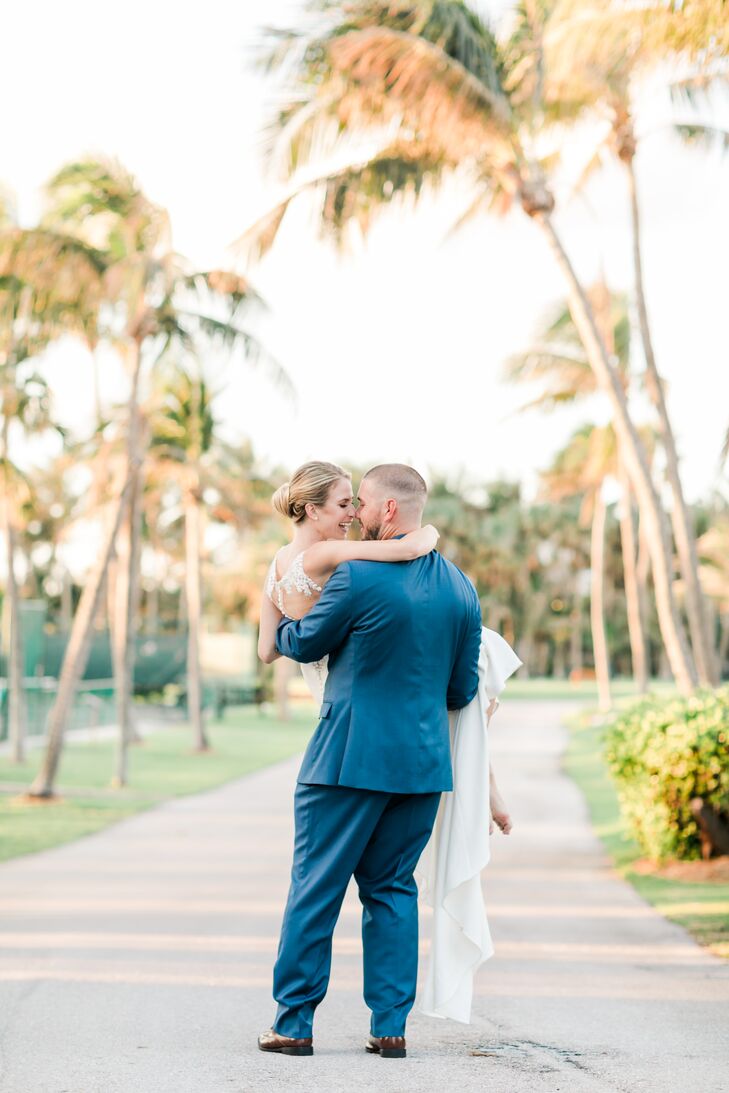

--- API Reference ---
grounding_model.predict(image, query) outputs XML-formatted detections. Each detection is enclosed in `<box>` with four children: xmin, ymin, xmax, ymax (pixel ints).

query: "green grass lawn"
<box><xmin>564</xmin><ymin>708</ymin><xmax>729</xmax><ymax>959</ymax></box>
<box><xmin>0</xmin><ymin>705</ymin><xmax>314</xmax><ymax>863</ymax></box>
<box><xmin>505</xmin><ymin>676</ymin><xmax>676</xmax><ymax>702</ymax></box>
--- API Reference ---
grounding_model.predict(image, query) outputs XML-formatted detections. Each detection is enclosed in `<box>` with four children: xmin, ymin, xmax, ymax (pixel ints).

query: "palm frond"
<box><xmin>237</xmin><ymin>138</ymin><xmax>446</xmax><ymax>259</ymax></box>
<box><xmin>43</xmin><ymin>156</ymin><xmax>171</xmax><ymax>255</ymax></box>
<box><xmin>318</xmin><ymin>142</ymin><xmax>446</xmax><ymax>243</ymax></box>
<box><xmin>185</xmin><ymin>269</ymin><xmax>267</xmax><ymax>321</ymax></box>
<box><xmin>504</xmin><ymin>346</ymin><xmax>597</xmax><ymax>409</ymax></box>
<box><xmin>329</xmin><ymin>25</ymin><xmax>512</xmax><ymax>140</ymax></box>
<box><xmin>184</xmin><ymin>314</ymin><xmax>295</xmax><ymax>401</ymax></box>
<box><xmin>673</xmin><ymin>122</ymin><xmax>729</xmax><ymax>152</ymax></box>
<box><xmin>233</xmin><ymin>199</ymin><xmax>293</xmax><ymax>264</ymax></box>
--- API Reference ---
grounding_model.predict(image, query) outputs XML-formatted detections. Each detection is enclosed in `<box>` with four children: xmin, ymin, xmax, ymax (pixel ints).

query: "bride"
<box><xmin>258</xmin><ymin>459</ymin><xmax>517</xmax><ymax>1021</ymax></box>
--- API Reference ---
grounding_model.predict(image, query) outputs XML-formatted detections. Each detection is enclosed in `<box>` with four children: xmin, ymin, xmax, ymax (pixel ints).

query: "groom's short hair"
<box><xmin>362</xmin><ymin>464</ymin><xmax>428</xmax><ymax>510</ymax></box>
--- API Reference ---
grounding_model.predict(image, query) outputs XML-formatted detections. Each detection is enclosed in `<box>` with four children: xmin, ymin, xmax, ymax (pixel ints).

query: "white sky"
<box><xmin>3</xmin><ymin>0</ymin><xmax>729</xmax><ymax>502</ymax></box>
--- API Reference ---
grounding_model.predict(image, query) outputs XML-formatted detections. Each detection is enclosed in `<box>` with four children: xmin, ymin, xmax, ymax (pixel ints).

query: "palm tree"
<box><xmin>542</xmin><ymin>0</ymin><xmax>724</xmax><ymax>685</ymax></box>
<box><xmin>247</xmin><ymin>0</ymin><xmax>696</xmax><ymax>692</ymax></box>
<box><xmin>698</xmin><ymin>519</ymin><xmax>729</xmax><ymax>680</ymax></box>
<box><xmin>18</xmin><ymin>452</ymin><xmax>80</xmax><ymax>628</ymax></box>
<box><xmin>145</xmin><ymin>373</ymin><xmax>282</xmax><ymax>746</ymax></box>
<box><xmin>40</xmin><ymin>158</ymin><xmax>288</xmax><ymax>788</ymax></box>
<box><xmin>1</xmin><ymin>217</ymin><xmax>104</xmax><ymax>762</ymax></box>
<box><xmin>145</xmin><ymin>362</ymin><xmax>218</xmax><ymax>752</ymax></box>
<box><xmin>541</xmin><ymin>425</ymin><xmax>620</xmax><ymax>711</ymax></box>
<box><xmin>506</xmin><ymin>286</ymin><xmax>651</xmax><ymax>692</ymax></box>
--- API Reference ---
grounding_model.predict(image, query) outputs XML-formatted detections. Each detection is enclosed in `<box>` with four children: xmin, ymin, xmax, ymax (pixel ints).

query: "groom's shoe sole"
<box><xmin>258</xmin><ymin>1030</ymin><xmax>313</xmax><ymax>1056</ymax></box>
<box><xmin>366</xmin><ymin>1036</ymin><xmax>407</xmax><ymax>1059</ymax></box>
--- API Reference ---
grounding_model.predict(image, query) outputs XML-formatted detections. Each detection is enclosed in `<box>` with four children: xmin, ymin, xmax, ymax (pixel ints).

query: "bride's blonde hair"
<box><xmin>272</xmin><ymin>461</ymin><xmax>351</xmax><ymax>524</ymax></box>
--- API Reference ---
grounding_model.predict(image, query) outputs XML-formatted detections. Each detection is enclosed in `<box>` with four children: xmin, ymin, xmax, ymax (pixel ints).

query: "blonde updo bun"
<box><xmin>271</xmin><ymin>481</ymin><xmax>292</xmax><ymax>520</ymax></box>
<box><xmin>271</xmin><ymin>461</ymin><xmax>350</xmax><ymax>524</ymax></box>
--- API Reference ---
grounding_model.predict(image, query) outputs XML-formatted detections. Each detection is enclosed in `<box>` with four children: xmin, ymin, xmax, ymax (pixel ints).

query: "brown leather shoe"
<box><xmin>365</xmin><ymin>1034</ymin><xmax>407</xmax><ymax>1058</ymax></box>
<box><xmin>257</xmin><ymin>1028</ymin><xmax>313</xmax><ymax>1056</ymax></box>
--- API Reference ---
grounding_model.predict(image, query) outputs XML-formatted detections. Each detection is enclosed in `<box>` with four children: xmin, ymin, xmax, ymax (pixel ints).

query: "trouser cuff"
<box><xmin>370</xmin><ymin>1008</ymin><xmax>408</xmax><ymax>1037</ymax></box>
<box><xmin>273</xmin><ymin>1002</ymin><xmax>315</xmax><ymax>1039</ymax></box>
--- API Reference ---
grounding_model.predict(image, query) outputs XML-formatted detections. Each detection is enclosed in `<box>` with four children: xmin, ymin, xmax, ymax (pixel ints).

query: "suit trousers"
<box><xmin>272</xmin><ymin>782</ymin><xmax>441</xmax><ymax>1038</ymax></box>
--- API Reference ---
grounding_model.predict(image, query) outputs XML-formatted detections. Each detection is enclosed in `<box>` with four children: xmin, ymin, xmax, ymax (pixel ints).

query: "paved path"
<box><xmin>0</xmin><ymin>701</ymin><xmax>727</xmax><ymax>1093</ymax></box>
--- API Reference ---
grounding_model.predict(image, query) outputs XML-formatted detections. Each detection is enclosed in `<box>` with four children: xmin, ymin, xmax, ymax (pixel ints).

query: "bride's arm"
<box><xmin>305</xmin><ymin>524</ymin><xmax>439</xmax><ymax>582</ymax></box>
<box><xmin>258</xmin><ymin>583</ymin><xmax>283</xmax><ymax>664</ymax></box>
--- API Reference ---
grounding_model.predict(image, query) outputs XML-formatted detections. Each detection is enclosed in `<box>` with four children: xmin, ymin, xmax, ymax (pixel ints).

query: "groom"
<box><xmin>258</xmin><ymin>464</ymin><xmax>481</xmax><ymax>1058</ymax></box>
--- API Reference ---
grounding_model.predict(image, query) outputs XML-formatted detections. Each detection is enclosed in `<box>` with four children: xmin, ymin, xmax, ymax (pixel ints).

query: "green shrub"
<box><xmin>604</xmin><ymin>687</ymin><xmax>729</xmax><ymax>861</ymax></box>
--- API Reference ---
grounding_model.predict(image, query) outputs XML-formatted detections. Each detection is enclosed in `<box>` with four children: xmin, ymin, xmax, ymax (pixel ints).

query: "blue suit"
<box><xmin>272</xmin><ymin>548</ymin><xmax>481</xmax><ymax>1038</ymax></box>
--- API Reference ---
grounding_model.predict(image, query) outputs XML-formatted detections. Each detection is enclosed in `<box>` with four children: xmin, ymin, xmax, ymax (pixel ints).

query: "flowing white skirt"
<box><xmin>415</xmin><ymin>627</ymin><xmax>521</xmax><ymax>1022</ymax></box>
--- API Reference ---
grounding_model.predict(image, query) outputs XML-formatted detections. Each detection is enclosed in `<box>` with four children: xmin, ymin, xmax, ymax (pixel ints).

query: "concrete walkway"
<box><xmin>0</xmin><ymin>701</ymin><xmax>727</xmax><ymax>1093</ymax></box>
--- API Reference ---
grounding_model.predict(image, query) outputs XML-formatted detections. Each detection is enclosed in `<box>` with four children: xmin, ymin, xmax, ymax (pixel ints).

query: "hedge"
<box><xmin>604</xmin><ymin>687</ymin><xmax>729</xmax><ymax>861</ymax></box>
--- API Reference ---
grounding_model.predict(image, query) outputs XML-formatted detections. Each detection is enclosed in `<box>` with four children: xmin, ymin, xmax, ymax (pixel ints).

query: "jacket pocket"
<box><xmin>319</xmin><ymin>701</ymin><xmax>332</xmax><ymax>719</ymax></box>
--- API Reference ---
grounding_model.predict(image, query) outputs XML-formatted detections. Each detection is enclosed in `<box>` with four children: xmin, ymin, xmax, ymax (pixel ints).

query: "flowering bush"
<box><xmin>604</xmin><ymin>687</ymin><xmax>729</xmax><ymax>861</ymax></box>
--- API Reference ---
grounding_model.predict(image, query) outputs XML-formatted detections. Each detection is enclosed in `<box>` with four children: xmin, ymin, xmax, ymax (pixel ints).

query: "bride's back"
<box><xmin>267</xmin><ymin>546</ymin><xmax>323</xmax><ymax>621</ymax></box>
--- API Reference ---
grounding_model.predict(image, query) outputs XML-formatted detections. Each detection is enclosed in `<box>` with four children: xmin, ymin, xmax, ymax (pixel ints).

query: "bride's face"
<box><xmin>312</xmin><ymin>478</ymin><xmax>355</xmax><ymax>539</ymax></box>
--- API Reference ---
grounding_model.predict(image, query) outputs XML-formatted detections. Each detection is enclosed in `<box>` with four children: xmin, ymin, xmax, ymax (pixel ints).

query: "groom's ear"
<box><xmin>383</xmin><ymin>498</ymin><xmax>398</xmax><ymax>523</ymax></box>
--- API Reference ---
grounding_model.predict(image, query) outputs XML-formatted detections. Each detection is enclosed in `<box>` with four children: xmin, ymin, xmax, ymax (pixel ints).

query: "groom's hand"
<box><xmin>274</xmin><ymin>566</ymin><xmax>353</xmax><ymax>663</ymax></box>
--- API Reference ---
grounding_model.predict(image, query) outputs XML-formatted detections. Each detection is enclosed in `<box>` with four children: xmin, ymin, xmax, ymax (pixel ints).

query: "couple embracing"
<box><xmin>257</xmin><ymin>461</ymin><xmax>515</xmax><ymax>1059</ymax></box>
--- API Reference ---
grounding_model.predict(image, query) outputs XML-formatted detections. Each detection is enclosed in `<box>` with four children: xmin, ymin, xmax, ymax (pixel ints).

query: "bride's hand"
<box><xmin>489</xmin><ymin>788</ymin><xmax>512</xmax><ymax>835</ymax></box>
<box><xmin>422</xmin><ymin>523</ymin><xmax>440</xmax><ymax>550</ymax></box>
<box><xmin>404</xmin><ymin>523</ymin><xmax>439</xmax><ymax>558</ymax></box>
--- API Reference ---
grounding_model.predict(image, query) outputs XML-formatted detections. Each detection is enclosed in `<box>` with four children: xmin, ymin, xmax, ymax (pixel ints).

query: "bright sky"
<box><xmin>3</xmin><ymin>0</ymin><xmax>729</xmax><ymax>502</ymax></box>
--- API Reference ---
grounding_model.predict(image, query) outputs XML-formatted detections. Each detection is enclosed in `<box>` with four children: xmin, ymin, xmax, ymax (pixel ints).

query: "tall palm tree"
<box><xmin>145</xmin><ymin>362</ymin><xmax>218</xmax><ymax>752</ymax></box>
<box><xmin>506</xmin><ymin>287</ymin><xmax>651</xmax><ymax>692</ymax></box>
<box><xmin>698</xmin><ymin>513</ymin><xmax>729</xmax><ymax>679</ymax></box>
<box><xmin>1</xmin><ymin>220</ymin><xmax>104</xmax><ymax>762</ymax></box>
<box><xmin>542</xmin><ymin>0</ymin><xmax>724</xmax><ymax>685</ymax></box>
<box><xmin>145</xmin><ymin>372</ymin><xmax>281</xmax><ymax>747</ymax></box>
<box><xmin>40</xmin><ymin>158</ymin><xmax>288</xmax><ymax>788</ymax></box>
<box><xmin>18</xmin><ymin>452</ymin><xmax>79</xmax><ymax>627</ymax></box>
<box><xmin>246</xmin><ymin>0</ymin><xmax>696</xmax><ymax>692</ymax></box>
<box><xmin>542</xmin><ymin>424</ymin><xmax>620</xmax><ymax>710</ymax></box>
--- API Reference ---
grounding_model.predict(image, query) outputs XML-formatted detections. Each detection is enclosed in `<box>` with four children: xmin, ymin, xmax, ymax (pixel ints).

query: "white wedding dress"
<box><xmin>415</xmin><ymin>627</ymin><xmax>521</xmax><ymax>1022</ymax></box>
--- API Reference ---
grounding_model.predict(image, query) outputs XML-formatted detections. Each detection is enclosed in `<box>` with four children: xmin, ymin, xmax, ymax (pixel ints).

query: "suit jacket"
<box><xmin>276</xmin><ymin>549</ymin><xmax>482</xmax><ymax>793</ymax></box>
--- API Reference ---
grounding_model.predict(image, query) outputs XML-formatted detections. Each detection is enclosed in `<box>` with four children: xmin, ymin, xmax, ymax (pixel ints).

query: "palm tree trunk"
<box><xmin>1</xmin><ymin>409</ymin><xmax>25</xmax><ymax>763</ymax></box>
<box><xmin>534</xmin><ymin>211</ymin><xmax>696</xmax><ymax>694</ymax></box>
<box><xmin>29</xmin><ymin>469</ymin><xmax>135</xmax><ymax>798</ymax></box>
<box><xmin>183</xmin><ymin>487</ymin><xmax>209</xmax><ymax>751</ymax></box>
<box><xmin>90</xmin><ymin>343</ymin><xmax>103</xmax><ymax>431</ymax></box>
<box><xmin>516</xmin><ymin>634</ymin><xmax>532</xmax><ymax>678</ymax></box>
<box><xmin>590</xmin><ymin>490</ymin><xmax>611</xmax><ymax>712</ymax></box>
<box><xmin>112</xmin><ymin>339</ymin><xmax>144</xmax><ymax>787</ymax></box>
<box><xmin>624</xmin><ymin>155</ymin><xmax>717</xmax><ymax>686</ymax></box>
<box><xmin>146</xmin><ymin>580</ymin><xmax>159</xmax><ymax>634</ymax></box>
<box><xmin>569</xmin><ymin>601</ymin><xmax>583</xmax><ymax>677</ymax></box>
<box><xmin>718</xmin><ymin>615</ymin><xmax>729</xmax><ymax>680</ymax></box>
<box><xmin>618</xmin><ymin>462</ymin><xmax>648</xmax><ymax>693</ymax></box>
<box><xmin>553</xmin><ymin>641</ymin><xmax>567</xmax><ymax>680</ymax></box>
<box><xmin>60</xmin><ymin>569</ymin><xmax>73</xmax><ymax>631</ymax></box>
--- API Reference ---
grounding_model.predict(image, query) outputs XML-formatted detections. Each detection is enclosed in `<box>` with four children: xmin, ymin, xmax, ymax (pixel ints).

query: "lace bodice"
<box><xmin>266</xmin><ymin>551</ymin><xmax>324</xmax><ymax>619</ymax></box>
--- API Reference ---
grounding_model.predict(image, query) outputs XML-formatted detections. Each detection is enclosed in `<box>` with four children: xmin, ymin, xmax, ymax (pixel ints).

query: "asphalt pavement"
<box><xmin>1</xmin><ymin>699</ymin><xmax>727</xmax><ymax>1093</ymax></box>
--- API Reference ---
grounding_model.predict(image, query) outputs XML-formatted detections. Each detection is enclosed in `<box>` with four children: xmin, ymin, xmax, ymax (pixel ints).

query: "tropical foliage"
<box><xmin>605</xmin><ymin>688</ymin><xmax>729</xmax><ymax>861</ymax></box>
